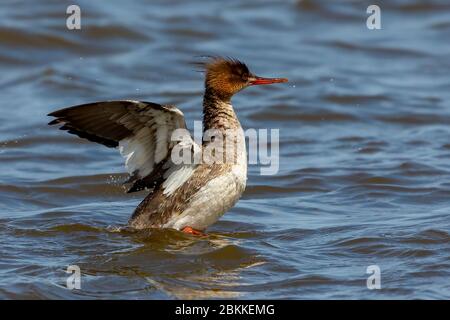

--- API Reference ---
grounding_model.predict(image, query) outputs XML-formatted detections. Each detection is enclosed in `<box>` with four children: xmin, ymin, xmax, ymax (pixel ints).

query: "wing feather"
<box><xmin>48</xmin><ymin>100</ymin><xmax>198</xmax><ymax>193</ymax></box>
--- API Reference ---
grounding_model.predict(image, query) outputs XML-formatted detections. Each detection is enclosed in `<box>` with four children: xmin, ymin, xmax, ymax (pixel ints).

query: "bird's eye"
<box><xmin>242</xmin><ymin>73</ymin><xmax>248</xmax><ymax>81</ymax></box>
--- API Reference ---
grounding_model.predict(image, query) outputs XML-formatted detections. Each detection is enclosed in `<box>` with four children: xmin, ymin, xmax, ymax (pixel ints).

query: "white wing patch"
<box><xmin>162</xmin><ymin>165</ymin><xmax>196</xmax><ymax>196</ymax></box>
<box><xmin>116</xmin><ymin>105</ymin><xmax>188</xmax><ymax>182</ymax></box>
<box><xmin>118</xmin><ymin>104</ymin><xmax>200</xmax><ymax>194</ymax></box>
<box><xmin>162</xmin><ymin>134</ymin><xmax>199</xmax><ymax>196</ymax></box>
<box><xmin>118</xmin><ymin>127</ymin><xmax>156</xmax><ymax>178</ymax></box>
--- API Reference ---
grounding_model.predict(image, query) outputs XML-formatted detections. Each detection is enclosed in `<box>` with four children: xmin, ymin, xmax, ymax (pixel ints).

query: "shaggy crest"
<box><xmin>200</xmin><ymin>57</ymin><xmax>252</xmax><ymax>99</ymax></box>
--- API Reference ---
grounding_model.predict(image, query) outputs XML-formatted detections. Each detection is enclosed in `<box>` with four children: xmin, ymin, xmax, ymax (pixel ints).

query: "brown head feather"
<box><xmin>203</xmin><ymin>57</ymin><xmax>252</xmax><ymax>100</ymax></box>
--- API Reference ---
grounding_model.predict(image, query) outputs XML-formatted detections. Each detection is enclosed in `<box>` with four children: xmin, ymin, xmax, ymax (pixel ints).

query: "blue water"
<box><xmin>0</xmin><ymin>0</ymin><xmax>449</xmax><ymax>299</ymax></box>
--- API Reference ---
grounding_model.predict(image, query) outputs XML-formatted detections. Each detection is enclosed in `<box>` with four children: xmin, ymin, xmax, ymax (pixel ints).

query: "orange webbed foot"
<box><xmin>181</xmin><ymin>226</ymin><xmax>206</xmax><ymax>236</ymax></box>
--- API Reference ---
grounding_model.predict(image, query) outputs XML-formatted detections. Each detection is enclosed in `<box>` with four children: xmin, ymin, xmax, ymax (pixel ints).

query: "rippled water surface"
<box><xmin>1</xmin><ymin>0</ymin><xmax>450</xmax><ymax>299</ymax></box>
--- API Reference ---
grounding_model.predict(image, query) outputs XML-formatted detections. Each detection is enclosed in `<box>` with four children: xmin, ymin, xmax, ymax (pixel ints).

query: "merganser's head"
<box><xmin>203</xmin><ymin>57</ymin><xmax>288</xmax><ymax>100</ymax></box>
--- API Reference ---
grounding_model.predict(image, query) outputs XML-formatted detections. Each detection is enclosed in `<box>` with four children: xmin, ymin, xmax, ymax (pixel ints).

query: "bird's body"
<box><xmin>128</xmin><ymin>98</ymin><xmax>247</xmax><ymax>231</ymax></box>
<box><xmin>48</xmin><ymin>57</ymin><xmax>287</xmax><ymax>234</ymax></box>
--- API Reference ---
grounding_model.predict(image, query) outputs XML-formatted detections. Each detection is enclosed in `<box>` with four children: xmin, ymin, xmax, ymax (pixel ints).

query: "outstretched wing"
<box><xmin>48</xmin><ymin>100</ymin><xmax>198</xmax><ymax>193</ymax></box>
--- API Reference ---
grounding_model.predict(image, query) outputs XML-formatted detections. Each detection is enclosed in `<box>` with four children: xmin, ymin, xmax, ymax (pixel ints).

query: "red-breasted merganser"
<box><xmin>48</xmin><ymin>57</ymin><xmax>288</xmax><ymax>235</ymax></box>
